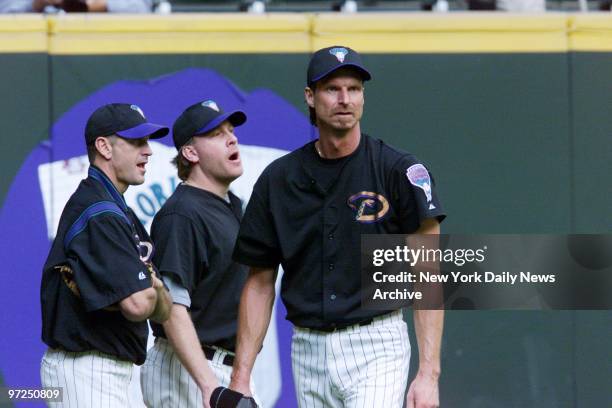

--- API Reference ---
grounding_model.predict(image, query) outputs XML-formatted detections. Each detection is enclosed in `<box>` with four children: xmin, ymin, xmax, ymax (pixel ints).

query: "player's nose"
<box><xmin>142</xmin><ymin>142</ymin><xmax>153</xmax><ymax>156</ymax></box>
<box><xmin>227</xmin><ymin>131</ymin><xmax>238</xmax><ymax>146</ymax></box>
<box><xmin>337</xmin><ymin>87</ymin><xmax>350</xmax><ymax>104</ymax></box>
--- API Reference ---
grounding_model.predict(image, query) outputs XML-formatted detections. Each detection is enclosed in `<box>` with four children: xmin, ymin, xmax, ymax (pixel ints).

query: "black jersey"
<box><xmin>150</xmin><ymin>184</ymin><xmax>247</xmax><ymax>351</ymax></box>
<box><xmin>233</xmin><ymin>134</ymin><xmax>446</xmax><ymax>330</ymax></box>
<box><xmin>40</xmin><ymin>166</ymin><xmax>156</xmax><ymax>365</ymax></box>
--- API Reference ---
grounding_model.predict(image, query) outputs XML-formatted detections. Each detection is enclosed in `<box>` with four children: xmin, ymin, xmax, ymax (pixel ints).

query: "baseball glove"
<box><xmin>209</xmin><ymin>387</ymin><xmax>258</xmax><ymax>408</ymax></box>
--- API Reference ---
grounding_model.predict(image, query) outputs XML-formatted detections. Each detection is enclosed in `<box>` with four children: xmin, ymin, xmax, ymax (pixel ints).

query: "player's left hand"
<box><xmin>406</xmin><ymin>371</ymin><xmax>439</xmax><ymax>408</ymax></box>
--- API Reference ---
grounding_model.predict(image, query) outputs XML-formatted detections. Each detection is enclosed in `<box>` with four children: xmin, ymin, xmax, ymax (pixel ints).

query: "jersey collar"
<box><xmin>88</xmin><ymin>165</ymin><xmax>129</xmax><ymax>212</ymax></box>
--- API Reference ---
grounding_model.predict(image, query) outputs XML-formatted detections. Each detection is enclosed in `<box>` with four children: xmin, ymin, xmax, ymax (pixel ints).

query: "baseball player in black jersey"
<box><xmin>229</xmin><ymin>46</ymin><xmax>446</xmax><ymax>408</ymax></box>
<box><xmin>140</xmin><ymin>100</ymin><xmax>258</xmax><ymax>408</ymax></box>
<box><xmin>40</xmin><ymin>103</ymin><xmax>173</xmax><ymax>406</ymax></box>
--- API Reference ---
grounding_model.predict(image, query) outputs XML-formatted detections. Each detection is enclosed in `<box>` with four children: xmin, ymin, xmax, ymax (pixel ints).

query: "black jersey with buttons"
<box><xmin>40</xmin><ymin>166</ymin><xmax>156</xmax><ymax>365</ymax></box>
<box><xmin>150</xmin><ymin>184</ymin><xmax>248</xmax><ymax>351</ymax></box>
<box><xmin>233</xmin><ymin>134</ymin><xmax>446</xmax><ymax>330</ymax></box>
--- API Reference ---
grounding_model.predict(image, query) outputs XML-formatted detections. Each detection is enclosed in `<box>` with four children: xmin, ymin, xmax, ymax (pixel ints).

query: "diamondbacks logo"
<box><xmin>329</xmin><ymin>47</ymin><xmax>349</xmax><ymax>63</ymax></box>
<box><xmin>406</xmin><ymin>164</ymin><xmax>436</xmax><ymax>209</ymax></box>
<box><xmin>347</xmin><ymin>191</ymin><xmax>389</xmax><ymax>223</ymax></box>
<box><xmin>138</xmin><ymin>240</ymin><xmax>153</xmax><ymax>263</ymax></box>
<box><xmin>202</xmin><ymin>100</ymin><xmax>220</xmax><ymax>112</ymax></box>
<box><xmin>130</xmin><ymin>104</ymin><xmax>145</xmax><ymax>118</ymax></box>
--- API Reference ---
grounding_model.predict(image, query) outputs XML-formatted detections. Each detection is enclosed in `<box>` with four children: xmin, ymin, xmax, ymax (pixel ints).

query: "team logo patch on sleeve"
<box><xmin>406</xmin><ymin>164</ymin><xmax>436</xmax><ymax>209</ymax></box>
<box><xmin>329</xmin><ymin>47</ymin><xmax>349</xmax><ymax>63</ymax></box>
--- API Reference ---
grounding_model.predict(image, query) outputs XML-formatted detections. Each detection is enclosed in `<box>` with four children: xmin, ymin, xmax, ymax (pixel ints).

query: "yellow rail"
<box><xmin>0</xmin><ymin>12</ymin><xmax>611</xmax><ymax>54</ymax></box>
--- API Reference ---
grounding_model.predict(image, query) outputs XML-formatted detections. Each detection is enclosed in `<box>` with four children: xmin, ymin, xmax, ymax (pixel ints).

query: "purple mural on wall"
<box><xmin>0</xmin><ymin>68</ymin><xmax>314</xmax><ymax>407</ymax></box>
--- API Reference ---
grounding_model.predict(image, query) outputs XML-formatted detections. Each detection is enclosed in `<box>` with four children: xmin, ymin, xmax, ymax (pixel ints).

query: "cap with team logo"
<box><xmin>84</xmin><ymin>103</ymin><xmax>169</xmax><ymax>144</ymax></box>
<box><xmin>172</xmin><ymin>99</ymin><xmax>247</xmax><ymax>150</ymax></box>
<box><xmin>306</xmin><ymin>45</ymin><xmax>372</xmax><ymax>86</ymax></box>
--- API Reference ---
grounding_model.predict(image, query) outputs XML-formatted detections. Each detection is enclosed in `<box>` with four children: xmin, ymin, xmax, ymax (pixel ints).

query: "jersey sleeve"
<box><xmin>66</xmin><ymin>214</ymin><xmax>153</xmax><ymax>312</ymax></box>
<box><xmin>390</xmin><ymin>155</ymin><xmax>446</xmax><ymax>233</ymax></box>
<box><xmin>151</xmin><ymin>213</ymin><xmax>207</xmax><ymax>294</ymax></box>
<box><xmin>232</xmin><ymin>172</ymin><xmax>282</xmax><ymax>268</ymax></box>
<box><xmin>164</xmin><ymin>274</ymin><xmax>191</xmax><ymax>308</ymax></box>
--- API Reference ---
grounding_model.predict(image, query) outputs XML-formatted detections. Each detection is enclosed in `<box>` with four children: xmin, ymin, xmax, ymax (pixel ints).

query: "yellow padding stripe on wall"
<box><xmin>312</xmin><ymin>12</ymin><xmax>569</xmax><ymax>53</ymax></box>
<box><xmin>1</xmin><ymin>13</ymin><xmax>612</xmax><ymax>54</ymax></box>
<box><xmin>0</xmin><ymin>15</ymin><xmax>47</xmax><ymax>52</ymax></box>
<box><xmin>569</xmin><ymin>14</ymin><xmax>612</xmax><ymax>51</ymax></box>
<box><xmin>47</xmin><ymin>13</ymin><xmax>312</xmax><ymax>54</ymax></box>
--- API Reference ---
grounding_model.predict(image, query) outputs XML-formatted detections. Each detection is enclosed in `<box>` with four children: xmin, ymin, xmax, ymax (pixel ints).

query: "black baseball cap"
<box><xmin>85</xmin><ymin>103</ymin><xmax>169</xmax><ymax>144</ymax></box>
<box><xmin>172</xmin><ymin>100</ymin><xmax>247</xmax><ymax>150</ymax></box>
<box><xmin>307</xmin><ymin>45</ymin><xmax>372</xmax><ymax>86</ymax></box>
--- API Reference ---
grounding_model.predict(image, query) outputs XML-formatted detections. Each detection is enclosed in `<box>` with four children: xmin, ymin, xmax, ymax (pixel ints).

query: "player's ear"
<box><xmin>94</xmin><ymin>136</ymin><xmax>113</xmax><ymax>160</ymax></box>
<box><xmin>304</xmin><ymin>86</ymin><xmax>315</xmax><ymax>109</ymax></box>
<box><xmin>181</xmin><ymin>144</ymin><xmax>199</xmax><ymax>164</ymax></box>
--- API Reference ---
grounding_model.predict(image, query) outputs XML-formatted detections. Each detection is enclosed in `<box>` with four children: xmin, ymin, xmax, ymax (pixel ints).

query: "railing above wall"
<box><xmin>1</xmin><ymin>13</ymin><xmax>612</xmax><ymax>54</ymax></box>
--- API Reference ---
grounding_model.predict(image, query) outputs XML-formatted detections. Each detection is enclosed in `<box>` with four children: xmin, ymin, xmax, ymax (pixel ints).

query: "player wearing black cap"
<box><xmin>140</xmin><ymin>100</ymin><xmax>259</xmax><ymax>408</ymax></box>
<box><xmin>229</xmin><ymin>46</ymin><xmax>446</xmax><ymax>408</ymax></box>
<box><xmin>40</xmin><ymin>103</ymin><xmax>172</xmax><ymax>406</ymax></box>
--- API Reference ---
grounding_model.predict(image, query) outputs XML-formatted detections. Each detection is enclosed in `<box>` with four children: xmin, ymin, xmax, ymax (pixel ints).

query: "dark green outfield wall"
<box><xmin>0</xmin><ymin>53</ymin><xmax>50</xmax><ymax>207</ymax></box>
<box><xmin>362</xmin><ymin>53</ymin><xmax>573</xmax><ymax>234</ymax></box>
<box><xmin>571</xmin><ymin>53</ymin><xmax>612</xmax><ymax>234</ymax></box>
<box><xmin>47</xmin><ymin>54</ymin><xmax>310</xmax><ymax>123</ymax></box>
<box><xmin>1</xmin><ymin>52</ymin><xmax>610</xmax><ymax>407</ymax></box>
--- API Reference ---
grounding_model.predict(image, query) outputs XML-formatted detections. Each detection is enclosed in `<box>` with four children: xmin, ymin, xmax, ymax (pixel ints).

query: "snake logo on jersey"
<box><xmin>138</xmin><ymin>240</ymin><xmax>153</xmax><ymax>263</ymax></box>
<box><xmin>347</xmin><ymin>191</ymin><xmax>390</xmax><ymax>223</ymax></box>
<box><xmin>137</xmin><ymin>239</ymin><xmax>158</xmax><ymax>279</ymax></box>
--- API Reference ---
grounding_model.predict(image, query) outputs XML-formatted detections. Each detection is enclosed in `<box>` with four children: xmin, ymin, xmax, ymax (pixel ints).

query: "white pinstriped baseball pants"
<box><xmin>40</xmin><ymin>348</ymin><xmax>134</xmax><ymax>408</ymax></box>
<box><xmin>140</xmin><ymin>338</ymin><xmax>259</xmax><ymax>408</ymax></box>
<box><xmin>291</xmin><ymin>310</ymin><xmax>410</xmax><ymax>408</ymax></box>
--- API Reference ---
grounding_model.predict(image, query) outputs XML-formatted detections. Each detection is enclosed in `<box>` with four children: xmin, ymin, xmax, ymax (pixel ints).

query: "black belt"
<box><xmin>311</xmin><ymin>318</ymin><xmax>374</xmax><ymax>333</ymax></box>
<box><xmin>203</xmin><ymin>345</ymin><xmax>234</xmax><ymax>367</ymax></box>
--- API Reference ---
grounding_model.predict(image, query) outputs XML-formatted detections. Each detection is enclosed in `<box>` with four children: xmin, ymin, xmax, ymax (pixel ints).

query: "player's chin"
<box><xmin>129</xmin><ymin>174</ymin><xmax>146</xmax><ymax>186</ymax></box>
<box><xmin>227</xmin><ymin>159</ymin><xmax>243</xmax><ymax>174</ymax></box>
<box><xmin>332</xmin><ymin>120</ymin><xmax>356</xmax><ymax>130</ymax></box>
<box><xmin>222</xmin><ymin>166</ymin><xmax>243</xmax><ymax>183</ymax></box>
<box><xmin>228</xmin><ymin>166</ymin><xmax>244</xmax><ymax>181</ymax></box>
<box><xmin>331</xmin><ymin>115</ymin><xmax>356</xmax><ymax>126</ymax></box>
